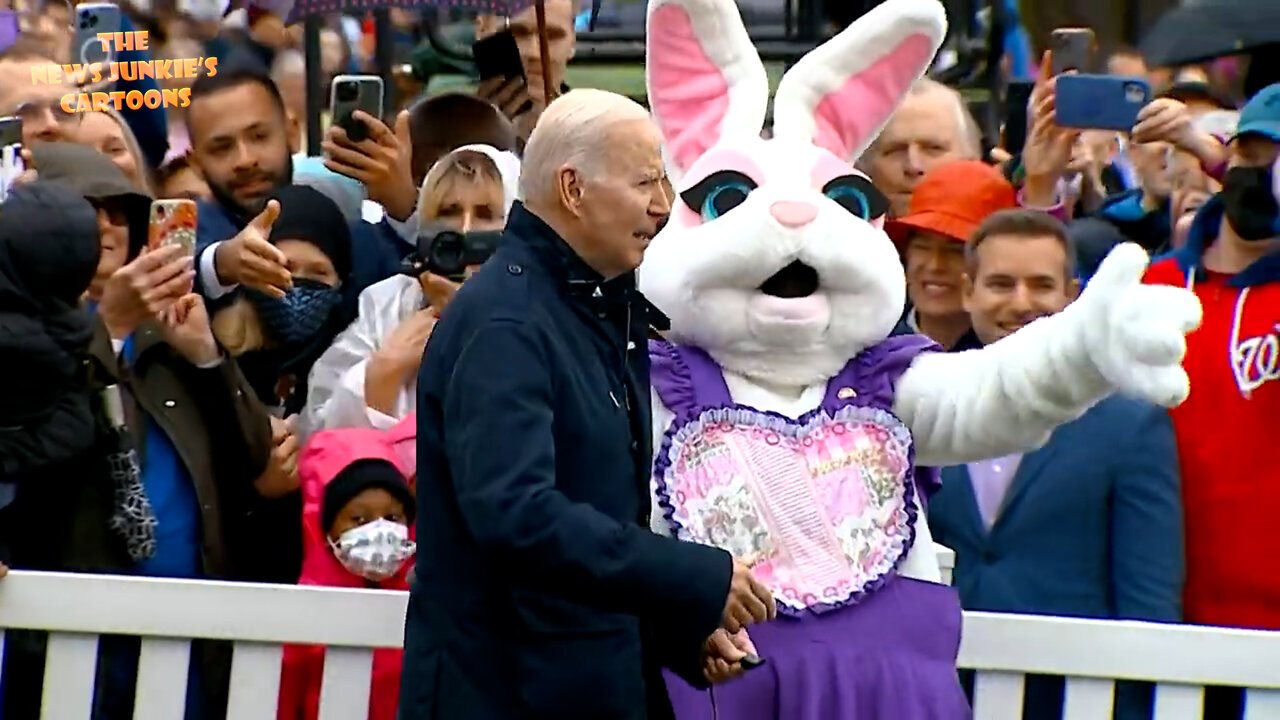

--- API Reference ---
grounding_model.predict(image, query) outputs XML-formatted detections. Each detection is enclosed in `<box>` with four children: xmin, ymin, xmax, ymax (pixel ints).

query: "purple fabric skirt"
<box><xmin>665</xmin><ymin>576</ymin><xmax>971</xmax><ymax>720</ymax></box>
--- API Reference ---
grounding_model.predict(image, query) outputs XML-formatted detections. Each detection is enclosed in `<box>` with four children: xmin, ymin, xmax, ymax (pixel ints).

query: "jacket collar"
<box><xmin>506</xmin><ymin>202</ymin><xmax>670</xmax><ymax>330</ymax></box>
<box><xmin>1169</xmin><ymin>194</ymin><xmax>1280</xmax><ymax>288</ymax></box>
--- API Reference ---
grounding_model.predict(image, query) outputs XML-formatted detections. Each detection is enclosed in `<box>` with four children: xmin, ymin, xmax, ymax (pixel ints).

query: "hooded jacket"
<box><xmin>1143</xmin><ymin>194</ymin><xmax>1280</xmax><ymax>630</ymax></box>
<box><xmin>277</xmin><ymin>427</ymin><xmax>414</xmax><ymax>720</ymax></box>
<box><xmin>0</xmin><ymin>181</ymin><xmax>104</xmax><ymax>544</ymax></box>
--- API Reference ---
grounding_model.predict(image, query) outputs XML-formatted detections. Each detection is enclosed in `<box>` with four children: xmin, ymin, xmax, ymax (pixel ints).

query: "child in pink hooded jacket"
<box><xmin>277</xmin><ymin>425</ymin><xmax>416</xmax><ymax>720</ymax></box>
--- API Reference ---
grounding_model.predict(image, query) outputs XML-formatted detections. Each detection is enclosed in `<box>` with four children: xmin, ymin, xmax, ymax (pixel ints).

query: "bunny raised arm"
<box><xmin>894</xmin><ymin>244</ymin><xmax>1202</xmax><ymax>466</ymax></box>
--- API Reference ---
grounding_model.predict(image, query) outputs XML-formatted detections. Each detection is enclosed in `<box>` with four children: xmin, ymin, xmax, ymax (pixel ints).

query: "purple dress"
<box><xmin>649</xmin><ymin>336</ymin><xmax>971</xmax><ymax>720</ymax></box>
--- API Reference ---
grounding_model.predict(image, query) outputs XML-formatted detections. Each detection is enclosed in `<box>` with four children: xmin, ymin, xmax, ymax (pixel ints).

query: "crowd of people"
<box><xmin>0</xmin><ymin>0</ymin><xmax>1275</xmax><ymax>718</ymax></box>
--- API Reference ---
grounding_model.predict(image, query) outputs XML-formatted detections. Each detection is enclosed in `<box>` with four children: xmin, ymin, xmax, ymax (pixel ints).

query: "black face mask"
<box><xmin>1222</xmin><ymin>165</ymin><xmax>1280</xmax><ymax>241</ymax></box>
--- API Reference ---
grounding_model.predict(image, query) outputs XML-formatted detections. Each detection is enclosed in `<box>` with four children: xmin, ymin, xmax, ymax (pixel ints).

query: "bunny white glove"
<box><xmin>895</xmin><ymin>243</ymin><xmax>1202</xmax><ymax>467</ymax></box>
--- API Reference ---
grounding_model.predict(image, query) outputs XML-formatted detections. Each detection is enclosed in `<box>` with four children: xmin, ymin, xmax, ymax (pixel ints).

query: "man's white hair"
<box><xmin>860</xmin><ymin>77</ymin><xmax>983</xmax><ymax>165</ymax></box>
<box><xmin>519</xmin><ymin>88</ymin><xmax>652</xmax><ymax>204</ymax></box>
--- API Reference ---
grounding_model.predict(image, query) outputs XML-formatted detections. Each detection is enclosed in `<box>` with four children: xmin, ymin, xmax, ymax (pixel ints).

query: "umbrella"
<box><xmin>283</xmin><ymin>0</ymin><xmax>601</xmax><ymax>106</ymax></box>
<box><xmin>1141</xmin><ymin>0</ymin><xmax>1280</xmax><ymax>67</ymax></box>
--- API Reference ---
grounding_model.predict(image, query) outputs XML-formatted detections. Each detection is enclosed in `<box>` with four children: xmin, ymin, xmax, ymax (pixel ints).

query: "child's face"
<box><xmin>327</xmin><ymin>488</ymin><xmax>409</xmax><ymax>542</ymax></box>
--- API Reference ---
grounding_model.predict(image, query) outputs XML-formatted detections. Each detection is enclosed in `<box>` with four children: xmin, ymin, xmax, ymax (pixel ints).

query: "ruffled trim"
<box><xmin>653</xmin><ymin>401</ymin><xmax>919</xmax><ymax>617</ymax></box>
<box><xmin>649</xmin><ymin>337</ymin><xmax>701</xmax><ymax>414</ymax></box>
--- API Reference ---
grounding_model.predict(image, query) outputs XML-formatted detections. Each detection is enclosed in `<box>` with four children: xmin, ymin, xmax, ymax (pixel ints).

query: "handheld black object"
<box><xmin>401</xmin><ymin>225</ymin><xmax>502</xmax><ymax>282</ymax></box>
<box><xmin>1002</xmin><ymin>81</ymin><xmax>1035</xmax><ymax>157</ymax></box>
<box><xmin>472</xmin><ymin>31</ymin><xmax>526</xmax><ymax>83</ymax></box>
<box><xmin>740</xmin><ymin>654</ymin><xmax>767</xmax><ymax>670</ymax></box>
<box><xmin>1050</xmin><ymin>28</ymin><xmax>1095</xmax><ymax>75</ymax></box>
<box><xmin>330</xmin><ymin>75</ymin><xmax>383</xmax><ymax>144</ymax></box>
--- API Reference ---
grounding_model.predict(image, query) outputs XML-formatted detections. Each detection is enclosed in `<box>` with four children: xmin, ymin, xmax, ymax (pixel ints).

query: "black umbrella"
<box><xmin>1141</xmin><ymin>0</ymin><xmax>1280</xmax><ymax>67</ymax></box>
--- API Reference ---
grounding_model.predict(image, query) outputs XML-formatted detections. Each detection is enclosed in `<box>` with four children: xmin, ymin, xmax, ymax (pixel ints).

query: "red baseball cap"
<box><xmin>886</xmin><ymin>160</ymin><xmax>1018</xmax><ymax>244</ymax></box>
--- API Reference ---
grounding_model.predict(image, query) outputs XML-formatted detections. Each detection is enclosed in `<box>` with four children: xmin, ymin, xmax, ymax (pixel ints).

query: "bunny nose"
<box><xmin>770</xmin><ymin>200</ymin><xmax>818</xmax><ymax>228</ymax></box>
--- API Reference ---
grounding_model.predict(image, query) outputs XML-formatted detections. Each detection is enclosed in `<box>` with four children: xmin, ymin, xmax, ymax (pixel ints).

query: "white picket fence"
<box><xmin>2</xmin><ymin>569</ymin><xmax>1280</xmax><ymax>720</ymax></box>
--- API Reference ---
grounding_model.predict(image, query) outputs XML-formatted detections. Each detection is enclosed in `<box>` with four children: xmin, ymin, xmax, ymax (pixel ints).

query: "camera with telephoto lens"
<box><xmin>401</xmin><ymin>224</ymin><xmax>502</xmax><ymax>282</ymax></box>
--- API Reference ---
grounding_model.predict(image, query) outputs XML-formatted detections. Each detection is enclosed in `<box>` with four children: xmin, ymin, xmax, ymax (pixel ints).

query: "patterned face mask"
<box><xmin>249</xmin><ymin>278</ymin><xmax>341</xmax><ymax>346</ymax></box>
<box><xmin>328</xmin><ymin>518</ymin><xmax>416</xmax><ymax>582</ymax></box>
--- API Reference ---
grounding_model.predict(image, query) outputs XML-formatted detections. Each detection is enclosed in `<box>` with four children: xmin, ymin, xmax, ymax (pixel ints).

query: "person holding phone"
<box><xmin>30</xmin><ymin>140</ymin><xmax>275</xmax><ymax>720</ymax></box>
<box><xmin>473</xmin><ymin>0</ymin><xmax>578</xmax><ymax>140</ymax></box>
<box><xmin>304</xmin><ymin>144</ymin><xmax>520</xmax><ymax>436</ymax></box>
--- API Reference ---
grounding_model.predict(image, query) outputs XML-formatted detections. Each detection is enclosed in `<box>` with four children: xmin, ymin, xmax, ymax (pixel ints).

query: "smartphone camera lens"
<box><xmin>335</xmin><ymin>82</ymin><xmax>359</xmax><ymax>103</ymax></box>
<box><xmin>1124</xmin><ymin>84</ymin><xmax>1145</xmax><ymax>103</ymax></box>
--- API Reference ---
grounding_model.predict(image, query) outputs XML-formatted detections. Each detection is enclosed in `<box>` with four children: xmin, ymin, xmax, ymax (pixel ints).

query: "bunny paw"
<box><xmin>1078</xmin><ymin>243</ymin><xmax>1203</xmax><ymax>407</ymax></box>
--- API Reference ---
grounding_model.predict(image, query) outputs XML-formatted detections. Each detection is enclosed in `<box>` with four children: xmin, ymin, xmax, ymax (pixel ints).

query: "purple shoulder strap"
<box><xmin>820</xmin><ymin>333</ymin><xmax>942</xmax><ymax>412</ymax></box>
<box><xmin>823</xmin><ymin>333</ymin><xmax>944</xmax><ymax>499</ymax></box>
<box><xmin>649</xmin><ymin>339</ymin><xmax>734</xmax><ymax>415</ymax></box>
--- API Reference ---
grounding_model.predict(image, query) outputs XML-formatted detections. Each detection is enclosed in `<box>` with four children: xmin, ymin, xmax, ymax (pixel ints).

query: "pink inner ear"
<box><xmin>648</xmin><ymin>4</ymin><xmax>731</xmax><ymax>172</ymax></box>
<box><xmin>811</xmin><ymin>33</ymin><xmax>937</xmax><ymax>159</ymax></box>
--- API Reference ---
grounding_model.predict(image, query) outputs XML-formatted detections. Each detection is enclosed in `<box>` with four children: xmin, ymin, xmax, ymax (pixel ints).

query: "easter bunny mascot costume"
<box><xmin>640</xmin><ymin>0</ymin><xmax>1202</xmax><ymax>716</ymax></box>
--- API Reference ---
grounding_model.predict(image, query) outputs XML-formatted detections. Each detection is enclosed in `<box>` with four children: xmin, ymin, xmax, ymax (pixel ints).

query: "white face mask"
<box><xmin>328</xmin><ymin>518</ymin><xmax>416</xmax><ymax>581</ymax></box>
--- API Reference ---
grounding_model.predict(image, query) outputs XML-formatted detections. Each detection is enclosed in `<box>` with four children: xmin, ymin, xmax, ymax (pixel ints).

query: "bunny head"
<box><xmin>638</xmin><ymin>0</ymin><xmax>946</xmax><ymax>387</ymax></box>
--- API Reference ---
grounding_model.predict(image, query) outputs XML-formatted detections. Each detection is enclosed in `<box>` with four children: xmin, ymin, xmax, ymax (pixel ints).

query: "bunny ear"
<box><xmin>645</xmin><ymin>0</ymin><xmax>769</xmax><ymax>182</ymax></box>
<box><xmin>772</xmin><ymin>0</ymin><xmax>947</xmax><ymax>162</ymax></box>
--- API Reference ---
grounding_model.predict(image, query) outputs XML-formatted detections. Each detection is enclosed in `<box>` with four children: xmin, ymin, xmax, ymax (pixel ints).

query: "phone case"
<box><xmin>330</xmin><ymin>75</ymin><xmax>384</xmax><ymax>143</ymax></box>
<box><xmin>0</xmin><ymin>116</ymin><xmax>21</xmax><ymax>147</ymax></box>
<box><xmin>1053</xmin><ymin>75</ymin><xmax>1150</xmax><ymax>132</ymax></box>
<box><xmin>75</xmin><ymin>3</ymin><xmax>122</xmax><ymax>68</ymax></box>
<box><xmin>1050</xmin><ymin>29</ymin><xmax>1094</xmax><ymax>75</ymax></box>
<box><xmin>149</xmin><ymin>199</ymin><xmax>198</xmax><ymax>257</ymax></box>
<box><xmin>473</xmin><ymin>31</ymin><xmax>525</xmax><ymax>82</ymax></box>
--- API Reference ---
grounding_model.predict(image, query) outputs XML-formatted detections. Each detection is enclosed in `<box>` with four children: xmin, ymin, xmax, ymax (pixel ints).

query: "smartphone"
<box><xmin>148</xmin><ymin>199</ymin><xmax>198</xmax><ymax>257</ymax></box>
<box><xmin>0</xmin><ymin>11</ymin><xmax>19</xmax><ymax>54</ymax></box>
<box><xmin>76</xmin><ymin>3</ymin><xmax>123</xmax><ymax>68</ymax></box>
<box><xmin>0</xmin><ymin>116</ymin><xmax>22</xmax><ymax>201</ymax></box>
<box><xmin>1002</xmin><ymin>81</ymin><xmax>1035</xmax><ymax>157</ymax></box>
<box><xmin>472</xmin><ymin>30</ymin><xmax>526</xmax><ymax>82</ymax></box>
<box><xmin>1054</xmin><ymin>75</ymin><xmax>1151</xmax><ymax>132</ymax></box>
<box><xmin>1050</xmin><ymin>28</ymin><xmax>1095</xmax><ymax>75</ymax></box>
<box><xmin>329</xmin><ymin>74</ymin><xmax>384</xmax><ymax>144</ymax></box>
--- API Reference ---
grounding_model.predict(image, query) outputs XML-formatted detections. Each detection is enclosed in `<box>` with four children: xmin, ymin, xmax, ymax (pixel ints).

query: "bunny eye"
<box><xmin>823</xmin><ymin>175</ymin><xmax>888</xmax><ymax>220</ymax></box>
<box><xmin>680</xmin><ymin>170</ymin><xmax>758</xmax><ymax>221</ymax></box>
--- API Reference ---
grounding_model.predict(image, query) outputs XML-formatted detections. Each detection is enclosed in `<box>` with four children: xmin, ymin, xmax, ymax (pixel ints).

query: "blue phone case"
<box><xmin>1054</xmin><ymin>75</ymin><xmax>1150</xmax><ymax>132</ymax></box>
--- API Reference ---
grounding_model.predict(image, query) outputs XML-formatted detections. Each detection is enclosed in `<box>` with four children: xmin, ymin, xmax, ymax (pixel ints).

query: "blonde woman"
<box><xmin>303</xmin><ymin>144</ymin><xmax>519</xmax><ymax>434</ymax></box>
<box><xmin>77</xmin><ymin>107</ymin><xmax>154</xmax><ymax>194</ymax></box>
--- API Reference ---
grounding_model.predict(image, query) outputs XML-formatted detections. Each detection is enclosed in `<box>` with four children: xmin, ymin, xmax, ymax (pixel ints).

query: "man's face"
<box><xmin>575</xmin><ymin>118</ymin><xmax>670</xmax><ymax>278</ymax></box>
<box><xmin>1229</xmin><ymin>133</ymin><xmax>1280</xmax><ymax>171</ymax></box>
<box><xmin>483</xmin><ymin>0</ymin><xmax>576</xmax><ymax>105</ymax></box>
<box><xmin>1107</xmin><ymin>53</ymin><xmax>1148</xmax><ymax>79</ymax></box>
<box><xmin>904</xmin><ymin>231</ymin><xmax>967</xmax><ymax>320</ymax></box>
<box><xmin>861</xmin><ymin>90</ymin><xmax>973</xmax><ymax>217</ymax></box>
<box><xmin>0</xmin><ymin>58</ymin><xmax>79</xmax><ymax>144</ymax></box>
<box><xmin>1127</xmin><ymin>139</ymin><xmax>1172</xmax><ymax>199</ymax></box>
<box><xmin>963</xmin><ymin>233</ymin><xmax>1077</xmax><ymax>346</ymax></box>
<box><xmin>188</xmin><ymin>82</ymin><xmax>292</xmax><ymax>217</ymax></box>
<box><xmin>1169</xmin><ymin>149</ymin><xmax>1217</xmax><ymax>240</ymax></box>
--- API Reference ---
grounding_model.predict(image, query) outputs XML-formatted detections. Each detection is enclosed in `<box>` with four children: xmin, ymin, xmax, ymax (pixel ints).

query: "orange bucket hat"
<box><xmin>886</xmin><ymin>160</ymin><xmax>1018</xmax><ymax>244</ymax></box>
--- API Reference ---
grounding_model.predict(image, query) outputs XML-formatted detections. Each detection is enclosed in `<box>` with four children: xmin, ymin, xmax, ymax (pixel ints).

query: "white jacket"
<box><xmin>302</xmin><ymin>274</ymin><xmax>423</xmax><ymax>435</ymax></box>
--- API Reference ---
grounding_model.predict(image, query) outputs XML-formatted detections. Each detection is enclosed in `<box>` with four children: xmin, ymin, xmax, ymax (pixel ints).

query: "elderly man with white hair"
<box><xmin>399</xmin><ymin>89</ymin><xmax>775</xmax><ymax>720</ymax></box>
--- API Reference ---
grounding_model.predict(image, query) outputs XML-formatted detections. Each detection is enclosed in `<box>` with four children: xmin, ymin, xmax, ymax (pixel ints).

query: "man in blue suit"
<box><xmin>927</xmin><ymin>209</ymin><xmax>1183</xmax><ymax>720</ymax></box>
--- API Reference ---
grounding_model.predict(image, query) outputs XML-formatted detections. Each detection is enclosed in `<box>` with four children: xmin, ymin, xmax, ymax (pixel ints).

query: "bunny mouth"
<box><xmin>759</xmin><ymin>261</ymin><xmax>819</xmax><ymax>298</ymax></box>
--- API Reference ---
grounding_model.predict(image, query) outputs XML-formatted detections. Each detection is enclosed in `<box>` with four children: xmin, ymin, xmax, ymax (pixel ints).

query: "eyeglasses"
<box><xmin>14</xmin><ymin>98</ymin><xmax>81</xmax><ymax>128</ymax></box>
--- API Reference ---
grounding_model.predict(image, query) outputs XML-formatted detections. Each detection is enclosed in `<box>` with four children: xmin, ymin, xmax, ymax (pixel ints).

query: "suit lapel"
<box><xmin>988</xmin><ymin>438</ymin><xmax>1062</xmax><ymax>536</ymax></box>
<box><xmin>947</xmin><ymin>464</ymin><xmax>987</xmax><ymax>539</ymax></box>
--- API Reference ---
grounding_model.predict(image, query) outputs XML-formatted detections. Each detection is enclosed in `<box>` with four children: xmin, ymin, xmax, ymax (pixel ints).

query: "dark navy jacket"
<box><xmin>400</xmin><ymin>203</ymin><xmax>731</xmax><ymax>719</ymax></box>
<box><xmin>931</xmin><ymin>393</ymin><xmax>1183</xmax><ymax>719</ymax></box>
